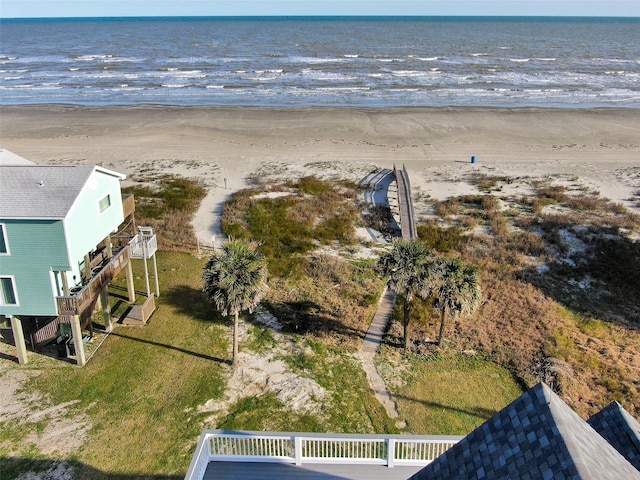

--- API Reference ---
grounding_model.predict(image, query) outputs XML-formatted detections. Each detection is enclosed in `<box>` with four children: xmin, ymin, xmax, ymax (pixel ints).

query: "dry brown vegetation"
<box><xmin>124</xmin><ymin>173</ymin><xmax>639</xmax><ymax>419</ymax></box>
<box><xmin>121</xmin><ymin>174</ymin><xmax>207</xmax><ymax>252</ymax></box>
<box><xmin>423</xmin><ymin>175</ymin><xmax>640</xmax><ymax>418</ymax></box>
<box><xmin>221</xmin><ymin>177</ymin><xmax>384</xmax><ymax>349</ymax></box>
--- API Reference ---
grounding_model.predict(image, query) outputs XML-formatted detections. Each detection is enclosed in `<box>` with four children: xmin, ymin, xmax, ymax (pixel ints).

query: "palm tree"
<box><xmin>434</xmin><ymin>258</ymin><xmax>481</xmax><ymax>346</ymax></box>
<box><xmin>202</xmin><ymin>240</ymin><xmax>268</xmax><ymax>367</ymax></box>
<box><xmin>378</xmin><ymin>239</ymin><xmax>437</xmax><ymax>351</ymax></box>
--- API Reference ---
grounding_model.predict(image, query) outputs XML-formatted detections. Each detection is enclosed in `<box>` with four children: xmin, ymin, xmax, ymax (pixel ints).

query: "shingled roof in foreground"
<box><xmin>408</xmin><ymin>383</ymin><xmax>640</xmax><ymax>480</ymax></box>
<box><xmin>588</xmin><ymin>400</ymin><xmax>640</xmax><ymax>471</ymax></box>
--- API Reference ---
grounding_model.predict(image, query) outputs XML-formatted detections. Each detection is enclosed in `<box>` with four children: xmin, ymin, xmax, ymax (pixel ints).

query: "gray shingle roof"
<box><xmin>408</xmin><ymin>383</ymin><xmax>640</xmax><ymax>480</ymax></box>
<box><xmin>0</xmin><ymin>149</ymin><xmax>35</xmax><ymax>166</ymax></box>
<box><xmin>0</xmin><ymin>165</ymin><xmax>124</xmax><ymax>219</ymax></box>
<box><xmin>588</xmin><ymin>401</ymin><xmax>640</xmax><ymax>470</ymax></box>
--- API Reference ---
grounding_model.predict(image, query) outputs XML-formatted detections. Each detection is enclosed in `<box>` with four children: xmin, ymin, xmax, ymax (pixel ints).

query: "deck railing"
<box><xmin>184</xmin><ymin>430</ymin><xmax>462</xmax><ymax>480</ymax></box>
<box><xmin>128</xmin><ymin>231</ymin><xmax>157</xmax><ymax>259</ymax></box>
<box><xmin>56</xmin><ymin>246</ymin><xmax>131</xmax><ymax>317</ymax></box>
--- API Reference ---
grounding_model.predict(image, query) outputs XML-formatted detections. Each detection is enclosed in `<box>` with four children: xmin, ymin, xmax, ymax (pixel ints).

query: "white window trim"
<box><xmin>0</xmin><ymin>224</ymin><xmax>9</xmax><ymax>255</ymax></box>
<box><xmin>0</xmin><ymin>275</ymin><xmax>19</xmax><ymax>306</ymax></box>
<box><xmin>98</xmin><ymin>194</ymin><xmax>112</xmax><ymax>214</ymax></box>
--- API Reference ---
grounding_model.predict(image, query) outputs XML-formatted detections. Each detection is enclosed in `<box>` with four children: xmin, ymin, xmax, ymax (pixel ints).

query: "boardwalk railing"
<box><xmin>185</xmin><ymin>430</ymin><xmax>462</xmax><ymax>480</ymax></box>
<box><xmin>394</xmin><ymin>164</ymin><xmax>418</xmax><ymax>240</ymax></box>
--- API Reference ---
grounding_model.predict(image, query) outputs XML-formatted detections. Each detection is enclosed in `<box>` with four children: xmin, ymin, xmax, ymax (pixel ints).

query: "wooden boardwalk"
<box><xmin>394</xmin><ymin>165</ymin><xmax>418</xmax><ymax>240</ymax></box>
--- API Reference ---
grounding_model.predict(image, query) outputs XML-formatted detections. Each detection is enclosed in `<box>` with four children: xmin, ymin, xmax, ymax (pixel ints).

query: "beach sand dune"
<box><xmin>1</xmin><ymin>106</ymin><xmax>639</xmax><ymax>243</ymax></box>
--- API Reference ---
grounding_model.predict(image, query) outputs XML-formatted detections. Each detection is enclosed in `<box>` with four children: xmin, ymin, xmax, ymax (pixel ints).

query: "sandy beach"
<box><xmin>1</xmin><ymin>105</ymin><xmax>639</xmax><ymax>243</ymax></box>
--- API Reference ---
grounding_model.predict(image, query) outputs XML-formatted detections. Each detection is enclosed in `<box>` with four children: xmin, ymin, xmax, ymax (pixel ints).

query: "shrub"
<box><xmin>507</xmin><ymin>231</ymin><xmax>546</xmax><ymax>256</ymax></box>
<box><xmin>222</xmin><ymin>178</ymin><xmax>359</xmax><ymax>277</ymax></box>
<box><xmin>417</xmin><ymin>225</ymin><xmax>467</xmax><ymax>252</ymax></box>
<box><xmin>297</xmin><ymin>176</ymin><xmax>333</xmax><ymax>195</ymax></box>
<box><xmin>434</xmin><ymin>198</ymin><xmax>461</xmax><ymax>217</ymax></box>
<box><xmin>536</xmin><ymin>184</ymin><xmax>569</xmax><ymax>203</ymax></box>
<box><xmin>121</xmin><ymin>175</ymin><xmax>206</xmax><ymax>252</ymax></box>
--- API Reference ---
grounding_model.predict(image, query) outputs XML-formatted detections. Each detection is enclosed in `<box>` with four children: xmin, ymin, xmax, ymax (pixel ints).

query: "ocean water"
<box><xmin>1</xmin><ymin>16</ymin><xmax>639</xmax><ymax>108</ymax></box>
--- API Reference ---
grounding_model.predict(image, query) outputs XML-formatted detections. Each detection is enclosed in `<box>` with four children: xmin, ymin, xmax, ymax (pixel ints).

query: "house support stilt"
<box><xmin>125</xmin><ymin>260</ymin><xmax>136</xmax><ymax>303</ymax></box>
<box><xmin>100</xmin><ymin>287</ymin><xmax>112</xmax><ymax>332</ymax></box>
<box><xmin>9</xmin><ymin>315</ymin><xmax>28</xmax><ymax>365</ymax></box>
<box><xmin>70</xmin><ymin>314</ymin><xmax>86</xmax><ymax>366</ymax></box>
<box><xmin>152</xmin><ymin>253</ymin><xmax>160</xmax><ymax>298</ymax></box>
<box><xmin>141</xmin><ymin>253</ymin><xmax>160</xmax><ymax>298</ymax></box>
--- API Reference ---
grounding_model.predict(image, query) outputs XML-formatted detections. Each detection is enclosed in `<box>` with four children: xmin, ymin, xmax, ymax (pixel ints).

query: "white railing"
<box><xmin>184</xmin><ymin>430</ymin><xmax>462</xmax><ymax>480</ymax></box>
<box><xmin>128</xmin><ymin>231</ymin><xmax>157</xmax><ymax>259</ymax></box>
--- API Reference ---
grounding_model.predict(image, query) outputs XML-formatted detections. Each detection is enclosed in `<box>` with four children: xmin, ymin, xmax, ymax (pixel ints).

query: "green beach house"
<box><xmin>0</xmin><ymin>150</ymin><xmax>154</xmax><ymax>365</ymax></box>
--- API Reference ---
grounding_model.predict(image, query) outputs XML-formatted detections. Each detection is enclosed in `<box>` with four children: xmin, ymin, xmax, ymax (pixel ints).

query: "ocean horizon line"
<box><xmin>2</xmin><ymin>15</ymin><xmax>640</xmax><ymax>22</ymax></box>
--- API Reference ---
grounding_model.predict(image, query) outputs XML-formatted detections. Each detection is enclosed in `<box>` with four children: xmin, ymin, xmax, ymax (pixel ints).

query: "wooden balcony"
<box><xmin>56</xmin><ymin>246</ymin><xmax>131</xmax><ymax>318</ymax></box>
<box><xmin>129</xmin><ymin>229</ymin><xmax>157</xmax><ymax>259</ymax></box>
<box><xmin>122</xmin><ymin>193</ymin><xmax>135</xmax><ymax>220</ymax></box>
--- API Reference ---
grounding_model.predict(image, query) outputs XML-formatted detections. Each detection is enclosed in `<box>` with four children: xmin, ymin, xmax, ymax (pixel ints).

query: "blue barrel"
<box><xmin>471</xmin><ymin>156</ymin><xmax>476</xmax><ymax>163</ymax></box>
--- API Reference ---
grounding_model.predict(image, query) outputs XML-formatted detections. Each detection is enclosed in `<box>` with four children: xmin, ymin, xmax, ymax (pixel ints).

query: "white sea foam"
<box><xmin>392</xmin><ymin>70</ymin><xmax>427</xmax><ymax>77</ymax></box>
<box><xmin>1</xmin><ymin>17</ymin><xmax>637</xmax><ymax>108</ymax></box>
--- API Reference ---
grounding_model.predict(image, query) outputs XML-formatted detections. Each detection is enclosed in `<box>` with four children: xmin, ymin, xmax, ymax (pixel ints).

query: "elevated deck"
<box><xmin>186</xmin><ymin>430</ymin><xmax>462</xmax><ymax>480</ymax></box>
<box><xmin>56</xmin><ymin>246</ymin><xmax>131</xmax><ymax>319</ymax></box>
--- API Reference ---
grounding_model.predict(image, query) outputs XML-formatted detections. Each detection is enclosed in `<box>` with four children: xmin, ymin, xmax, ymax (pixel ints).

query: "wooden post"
<box><xmin>70</xmin><ymin>314</ymin><xmax>86</xmax><ymax>366</ymax></box>
<box><xmin>152</xmin><ymin>253</ymin><xmax>159</xmax><ymax>298</ymax></box>
<box><xmin>387</xmin><ymin>438</ymin><xmax>395</xmax><ymax>468</ymax></box>
<box><xmin>83</xmin><ymin>253</ymin><xmax>91</xmax><ymax>282</ymax></box>
<box><xmin>9</xmin><ymin>315</ymin><xmax>28</xmax><ymax>365</ymax></box>
<box><xmin>60</xmin><ymin>271</ymin><xmax>70</xmax><ymax>296</ymax></box>
<box><xmin>143</xmin><ymin>257</ymin><xmax>150</xmax><ymax>297</ymax></box>
<box><xmin>294</xmin><ymin>435</ymin><xmax>303</xmax><ymax>465</ymax></box>
<box><xmin>105</xmin><ymin>234</ymin><xmax>113</xmax><ymax>258</ymax></box>
<box><xmin>125</xmin><ymin>260</ymin><xmax>135</xmax><ymax>303</ymax></box>
<box><xmin>100</xmin><ymin>287</ymin><xmax>112</xmax><ymax>332</ymax></box>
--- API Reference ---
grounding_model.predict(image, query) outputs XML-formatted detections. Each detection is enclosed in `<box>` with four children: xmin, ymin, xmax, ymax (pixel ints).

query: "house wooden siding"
<box><xmin>64</xmin><ymin>169</ymin><xmax>125</xmax><ymax>279</ymax></box>
<box><xmin>0</xmin><ymin>219</ymin><xmax>69</xmax><ymax>317</ymax></box>
<box><xmin>0</xmin><ymin>166</ymin><xmax>126</xmax><ymax>318</ymax></box>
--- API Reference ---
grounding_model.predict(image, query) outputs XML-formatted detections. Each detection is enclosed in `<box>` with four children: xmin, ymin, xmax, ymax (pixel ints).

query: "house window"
<box><xmin>0</xmin><ymin>277</ymin><xmax>18</xmax><ymax>306</ymax></box>
<box><xmin>98</xmin><ymin>194</ymin><xmax>111</xmax><ymax>213</ymax></box>
<box><xmin>0</xmin><ymin>224</ymin><xmax>8</xmax><ymax>254</ymax></box>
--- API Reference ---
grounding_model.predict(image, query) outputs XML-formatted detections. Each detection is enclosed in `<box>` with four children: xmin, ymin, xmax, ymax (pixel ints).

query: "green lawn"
<box><xmin>2</xmin><ymin>252</ymin><xmax>392</xmax><ymax>479</ymax></box>
<box><xmin>3</xmin><ymin>251</ymin><xmax>525</xmax><ymax>479</ymax></box>
<box><xmin>379</xmin><ymin>349</ymin><xmax>524</xmax><ymax>436</ymax></box>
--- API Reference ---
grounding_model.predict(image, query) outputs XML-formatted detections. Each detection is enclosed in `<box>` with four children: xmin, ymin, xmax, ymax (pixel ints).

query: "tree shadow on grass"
<box><xmin>109</xmin><ymin>331</ymin><xmax>230</xmax><ymax>365</ymax></box>
<box><xmin>162</xmin><ymin>286</ymin><xmax>368</xmax><ymax>343</ymax></box>
<box><xmin>162</xmin><ymin>284</ymin><xmax>223</xmax><ymax>324</ymax></box>
<box><xmin>394</xmin><ymin>393</ymin><xmax>498</xmax><ymax>423</ymax></box>
<box><xmin>1</xmin><ymin>457</ymin><xmax>183</xmax><ymax>480</ymax></box>
<box><xmin>264</xmin><ymin>300</ymin><xmax>367</xmax><ymax>341</ymax></box>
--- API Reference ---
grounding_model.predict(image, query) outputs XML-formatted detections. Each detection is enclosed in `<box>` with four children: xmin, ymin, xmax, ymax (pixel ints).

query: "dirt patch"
<box><xmin>196</xmin><ymin>309</ymin><xmax>327</xmax><ymax>425</ymax></box>
<box><xmin>0</xmin><ymin>344</ymin><xmax>91</xmax><ymax>473</ymax></box>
